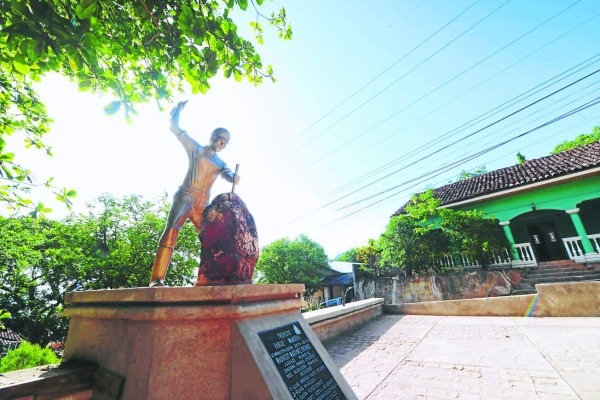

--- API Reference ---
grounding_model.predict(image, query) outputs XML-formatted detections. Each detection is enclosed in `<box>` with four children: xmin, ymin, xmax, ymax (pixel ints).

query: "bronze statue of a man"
<box><xmin>149</xmin><ymin>101</ymin><xmax>240</xmax><ymax>287</ymax></box>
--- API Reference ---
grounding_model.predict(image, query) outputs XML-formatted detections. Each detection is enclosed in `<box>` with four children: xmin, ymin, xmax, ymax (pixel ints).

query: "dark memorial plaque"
<box><xmin>258</xmin><ymin>322</ymin><xmax>345</xmax><ymax>400</ymax></box>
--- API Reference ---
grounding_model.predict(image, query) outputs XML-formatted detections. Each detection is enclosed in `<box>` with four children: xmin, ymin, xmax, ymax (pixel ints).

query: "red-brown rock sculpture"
<box><xmin>196</xmin><ymin>192</ymin><xmax>259</xmax><ymax>285</ymax></box>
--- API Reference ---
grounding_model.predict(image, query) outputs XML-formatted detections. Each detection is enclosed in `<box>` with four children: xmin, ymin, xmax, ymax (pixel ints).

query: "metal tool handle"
<box><xmin>231</xmin><ymin>164</ymin><xmax>240</xmax><ymax>193</ymax></box>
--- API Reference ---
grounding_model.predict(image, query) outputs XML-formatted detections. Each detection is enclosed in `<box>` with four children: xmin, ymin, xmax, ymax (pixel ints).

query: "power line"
<box><xmin>285</xmin><ymin>68</ymin><xmax>600</xmax><ymax>227</ymax></box>
<box><xmin>320</xmin><ymin>67</ymin><xmax>600</xmax><ymax>211</ymax></box>
<box><xmin>368</xmin><ymin>114</ymin><xmax>600</xmax><ymax>214</ymax></box>
<box><xmin>279</xmin><ymin>0</ymin><xmax>513</xmax><ymax>162</ymax></box>
<box><xmin>325</xmin><ymin>53</ymin><xmax>600</xmax><ymax>197</ymax></box>
<box><xmin>324</xmin><ymin>10</ymin><xmax>600</xmax><ymax>191</ymax></box>
<box><xmin>261</xmin><ymin>0</ymin><xmax>483</xmax><ymax>160</ymax></box>
<box><xmin>289</xmin><ymin>0</ymin><xmax>585</xmax><ymax>177</ymax></box>
<box><xmin>324</xmin><ymin>94</ymin><xmax>600</xmax><ymax>226</ymax></box>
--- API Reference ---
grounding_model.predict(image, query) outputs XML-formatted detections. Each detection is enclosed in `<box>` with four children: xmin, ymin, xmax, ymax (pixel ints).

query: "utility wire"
<box><xmin>324</xmin><ymin>95</ymin><xmax>600</xmax><ymax>225</ymax></box>
<box><xmin>319</xmin><ymin>67</ymin><xmax>600</xmax><ymax>210</ymax></box>
<box><xmin>369</xmin><ymin>114</ymin><xmax>600</xmax><ymax>213</ymax></box>
<box><xmin>287</xmin><ymin>70</ymin><xmax>600</xmax><ymax>226</ymax></box>
<box><xmin>281</xmin><ymin>0</ymin><xmax>513</xmax><ymax>160</ymax></box>
<box><xmin>262</xmin><ymin>0</ymin><xmax>483</xmax><ymax>160</ymax></box>
<box><xmin>327</xmin><ymin>53</ymin><xmax>600</xmax><ymax>197</ymax></box>
<box><xmin>325</xmin><ymin>11</ymin><xmax>600</xmax><ymax>192</ymax></box>
<box><xmin>290</xmin><ymin>0</ymin><xmax>584</xmax><ymax>177</ymax></box>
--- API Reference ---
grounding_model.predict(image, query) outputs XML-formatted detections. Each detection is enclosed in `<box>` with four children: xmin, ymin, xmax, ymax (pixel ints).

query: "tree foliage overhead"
<box><xmin>255</xmin><ymin>234</ymin><xmax>330</xmax><ymax>286</ymax></box>
<box><xmin>0</xmin><ymin>0</ymin><xmax>291</xmax><ymax>212</ymax></box>
<box><xmin>550</xmin><ymin>125</ymin><xmax>600</xmax><ymax>154</ymax></box>
<box><xmin>0</xmin><ymin>193</ymin><xmax>198</xmax><ymax>345</ymax></box>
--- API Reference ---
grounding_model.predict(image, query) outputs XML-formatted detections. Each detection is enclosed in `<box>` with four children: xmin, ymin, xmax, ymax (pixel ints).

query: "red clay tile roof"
<box><xmin>393</xmin><ymin>140</ymin><xmax>600</xmax><ymax>216</ymax></box>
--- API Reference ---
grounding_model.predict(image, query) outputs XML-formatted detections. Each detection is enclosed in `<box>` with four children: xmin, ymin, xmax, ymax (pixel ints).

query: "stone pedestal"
<box><xmin>62</xmin><ymin>285</ymin><xmax>356</xmax><ymax>400</ymax></box>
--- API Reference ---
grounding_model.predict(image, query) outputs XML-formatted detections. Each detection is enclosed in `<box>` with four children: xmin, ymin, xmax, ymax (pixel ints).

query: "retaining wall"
<box><xmin>355</xmin><ymin>269</ymin><xmax>527</xmax><ymax>304</ymax></box>
<box><xmin>303</xmin><ymin>298</ymin><xmax>384</xmax><ymax>343</ymax></box>
<box><xmin>385</xmin><ymin>281</ymin><xmax>600</xmax><ymax>317</ymax></box>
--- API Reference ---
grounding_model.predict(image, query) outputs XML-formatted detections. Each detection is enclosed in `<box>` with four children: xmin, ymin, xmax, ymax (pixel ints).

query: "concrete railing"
<box><xmin>513</xmin><ymin>243</ymin><xmax>537</xmax><ymax>267</ymax></box>
<box><xmin>384</xmin><ymin>281</ymin><xmax>600</xmax><ymax>317</ymax></box>
<box><xmin>588</xmin><ymin>233</ymin><xmax>600</xmax><ymax>253</ymax></box>
<box><xmin>563</xmin><ymin>236</ymin><xmax>586</xmax><ymax>261</ymax></box>
<box><xmin>303</xmin><ymin>298</ymin><xmax>384</xmax><ymax>343</ymax></box>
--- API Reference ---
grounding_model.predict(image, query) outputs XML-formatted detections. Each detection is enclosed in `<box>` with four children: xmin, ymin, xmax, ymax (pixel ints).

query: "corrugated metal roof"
<box><xmin>317</xmin><ymin>272</ymin><xmax>354</xmax><ymax>286</ymax></box>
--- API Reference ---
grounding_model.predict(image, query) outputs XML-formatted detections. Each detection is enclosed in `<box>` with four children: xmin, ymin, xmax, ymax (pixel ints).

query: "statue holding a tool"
<box><xmin>149</xmin><ymin>101</ymin><xmax>250</xmax><ymax>287</ymax></box>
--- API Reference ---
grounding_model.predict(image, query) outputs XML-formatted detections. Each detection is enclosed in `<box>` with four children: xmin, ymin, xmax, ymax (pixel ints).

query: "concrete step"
<box><xmin>512</xmin><ymin>288</ymin><xmax>537</xmax><ymax>295</ymax></box>
<box><xmin>532</xmin><ymin>263</ymin><xmax>585</xmax><ymax>271</ymax></box>
<box><xmin>522</xmin><ymin>273</ymin><xmax>600</xmax><ymax>285</ymax></box>
<box><xmin>526</xmin><ymin>269</ymin><xmax>593</xmax><ymax>278</ymax></box>
<box><xmin>536</xmin><ymin>260</ymin><xmax>578</xmax><ymax>267</ymax></box>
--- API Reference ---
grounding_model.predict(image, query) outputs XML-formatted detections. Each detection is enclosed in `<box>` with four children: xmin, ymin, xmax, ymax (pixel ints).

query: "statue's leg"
<box><xmin>149</xmin><ymin>228</ymin><xmax>179</xmax><ymax>287</ymax></box>
<box><xmin>149</xmin><ymin>192</ymin><xmax>189</xmax><ymax>287</ymax></box>
<box><xmin>189</xmin><ymin>195</ymin><xmax>209</xmax><ymax>234</ymax></box>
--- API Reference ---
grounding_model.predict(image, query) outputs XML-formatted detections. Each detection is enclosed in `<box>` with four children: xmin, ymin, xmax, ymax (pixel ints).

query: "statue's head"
<box><xmin>210</xmin><ymin>128</ymin><xmax>230</xmax><ymax>152</ymax></box>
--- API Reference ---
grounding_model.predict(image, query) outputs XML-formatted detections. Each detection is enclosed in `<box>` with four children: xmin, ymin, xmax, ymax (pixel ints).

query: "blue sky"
<box><xmin>11</xmin><ymin>0</ymin><xmax>600</xmax><ymax>258</ymax></box>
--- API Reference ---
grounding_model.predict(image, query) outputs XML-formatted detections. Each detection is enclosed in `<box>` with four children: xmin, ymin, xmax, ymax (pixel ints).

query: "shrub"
<box><xmin>0</xmin><ymin>341</ymin><xmax>60</xmax><ymax>373</ymax></box>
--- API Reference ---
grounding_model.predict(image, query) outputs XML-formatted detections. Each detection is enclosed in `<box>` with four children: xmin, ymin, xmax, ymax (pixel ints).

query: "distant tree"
<box><xmin>0</xmin><ymin>194</ymin><xmax>198</xmax><ymax>345</ymax></box>
<box><xmin>378</xmin><ymin>190</ymin><xmax>508</xmax><ymax>275</ymax></box>
<box><xmin>551</xmin><ymin>125</ymin><xmax>600</xmax><ymax>154</ymax></box>
<box><xmin>457</xmin><ymin>166</ymin><xmax>487</xmax><ymax>181</ymax></box>
<box><xmin>439</xmin><ymin>209</ymin><xmax>509</xmax><ymax>268</ymax></box>
<box><xmin>0</xmin><ymin>310</ymin><xmax>10</xmax><ymax>330</ymax></box>
<box><xmin>255</xmin><ymin>235</ymin><xmax>330</xmax><ymax>285</ymax></box>
<box><xmin>75</xmin><ymin>194</ymin><xmax>198</xmax><ymax>289</ymax></box>
<box><xmin>516</xmin><ymin>152</ymin><xmax>526</xmax><ymax>164</ymax></box>
<box><xmin>334</xmin><ymin>248</ymin><xmax>359</xmax><ymax>262</ymax></box>
<box><xmin>355</xmin><ymin>238</ymin><xmax>395</xmax><ymax>277</ymax></box>
<box><xmin>0</xmin><ymin>1</ymin><xmax>291</xmax><ymax>213</ymax></box>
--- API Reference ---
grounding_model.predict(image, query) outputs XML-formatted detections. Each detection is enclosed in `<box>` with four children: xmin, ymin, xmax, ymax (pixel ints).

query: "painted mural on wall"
<box><xmin>355</xmin><ymin>269</ymin><xmax>526</xmax><ymax>304</ymax></box>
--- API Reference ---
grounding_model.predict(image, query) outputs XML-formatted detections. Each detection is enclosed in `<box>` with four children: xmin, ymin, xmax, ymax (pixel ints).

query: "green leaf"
<box><xmin>103</xmin><ymin>101</ymin><xmax>121</xmax><ymax>115</ymax></box>
<box><xmin>0</xmin><ymin>153</ymin><xmax>15</xmax><ymax>162</ymax></box>
<box><xmin>78</xmin><ymin>79</ymin><xmax>92</xmax><ymax>91</ymax></box>
<box><xmin>36</xmin><ymin>202</ymin><xmax>52</xmax><ymax>213</ymax></box>
<box><xmin>69</xmin><ymin>54</ymin><xmax>83</xmax><ymax>71</ymax></box>
<box><xmin>75</xmin><ymin>1</ymin><xmax>98</xmax><ymax>20</ymax></box>
<box><xmin>13</xmin><ymin>60</ymin><xmax>30</xmax><ymax>75</ymax></box>
<box><xmin>237</xmin><ymin>0</ymin><xmax>249</xmax><ymax>11</ymax></box>
<box><xmin>233</xmin><ymin>69</ymin><xmax>242</xmax><ymax>82</ymax></box>
<box><xmin>1</xmin><ymin>165</ymin><xmax>13</xmax><ymax>179</ymax></box>
<box><xmin>221</xmin><ymin>21</ymin><xmax>230</xmax><ymax>35</ymax></box>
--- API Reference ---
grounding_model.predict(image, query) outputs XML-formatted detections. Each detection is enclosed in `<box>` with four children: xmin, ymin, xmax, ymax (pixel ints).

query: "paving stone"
<box><xmin>323</xmin><ymin>314</ymin><xmax>597</xmax><ymax>399</ymax></box>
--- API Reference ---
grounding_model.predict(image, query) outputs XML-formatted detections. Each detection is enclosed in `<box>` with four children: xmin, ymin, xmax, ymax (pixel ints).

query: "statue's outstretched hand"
<box><xmin>170</xmin><ymin>101</ymin><xmax>188</xmax><ymax>116</ymax></box>
<box><xmin>170</xmin><ymin>100</ymin><xmax>188</xmax><ymax>133</ymax></box>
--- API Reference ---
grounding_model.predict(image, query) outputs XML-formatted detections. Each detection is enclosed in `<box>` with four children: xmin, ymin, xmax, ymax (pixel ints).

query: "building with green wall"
<box><xmin>394</xmin><ymin>141</ymin><xmax>600</xmax><ymax>266</ymax></box>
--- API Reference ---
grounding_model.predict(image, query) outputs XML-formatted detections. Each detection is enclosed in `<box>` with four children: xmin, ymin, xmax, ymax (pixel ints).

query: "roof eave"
<box><xmin>440</xmin><ymin>165</ymin><xmax>600</xmax><ymax>209</ymax></box>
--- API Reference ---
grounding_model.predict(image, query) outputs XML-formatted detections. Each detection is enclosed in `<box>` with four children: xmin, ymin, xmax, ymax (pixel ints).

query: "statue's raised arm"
<box><xmin>169</xmin><ymin>100</ymin><xmax>188</xmax><ymax>136</ymax></box>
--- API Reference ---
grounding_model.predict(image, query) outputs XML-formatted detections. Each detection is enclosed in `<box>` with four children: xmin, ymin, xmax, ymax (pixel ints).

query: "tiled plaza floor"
<box><xmin>324</xmin><ymin>315</ymin><xmax>600</xmax><ymax>400</ymax></box>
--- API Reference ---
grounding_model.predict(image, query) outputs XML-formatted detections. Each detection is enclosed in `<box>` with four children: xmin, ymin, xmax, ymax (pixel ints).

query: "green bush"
<box><xmin>0</xmin><ymin>341</ymin><xmax>60</xmax><ymax>373</ymax></box>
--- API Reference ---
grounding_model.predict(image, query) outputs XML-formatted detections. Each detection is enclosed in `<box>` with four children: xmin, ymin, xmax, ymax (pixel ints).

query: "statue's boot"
<box><xmin>149</xmin><ymin>245</ymin><xmax>174</xmax><ymax>287</ymax></box>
